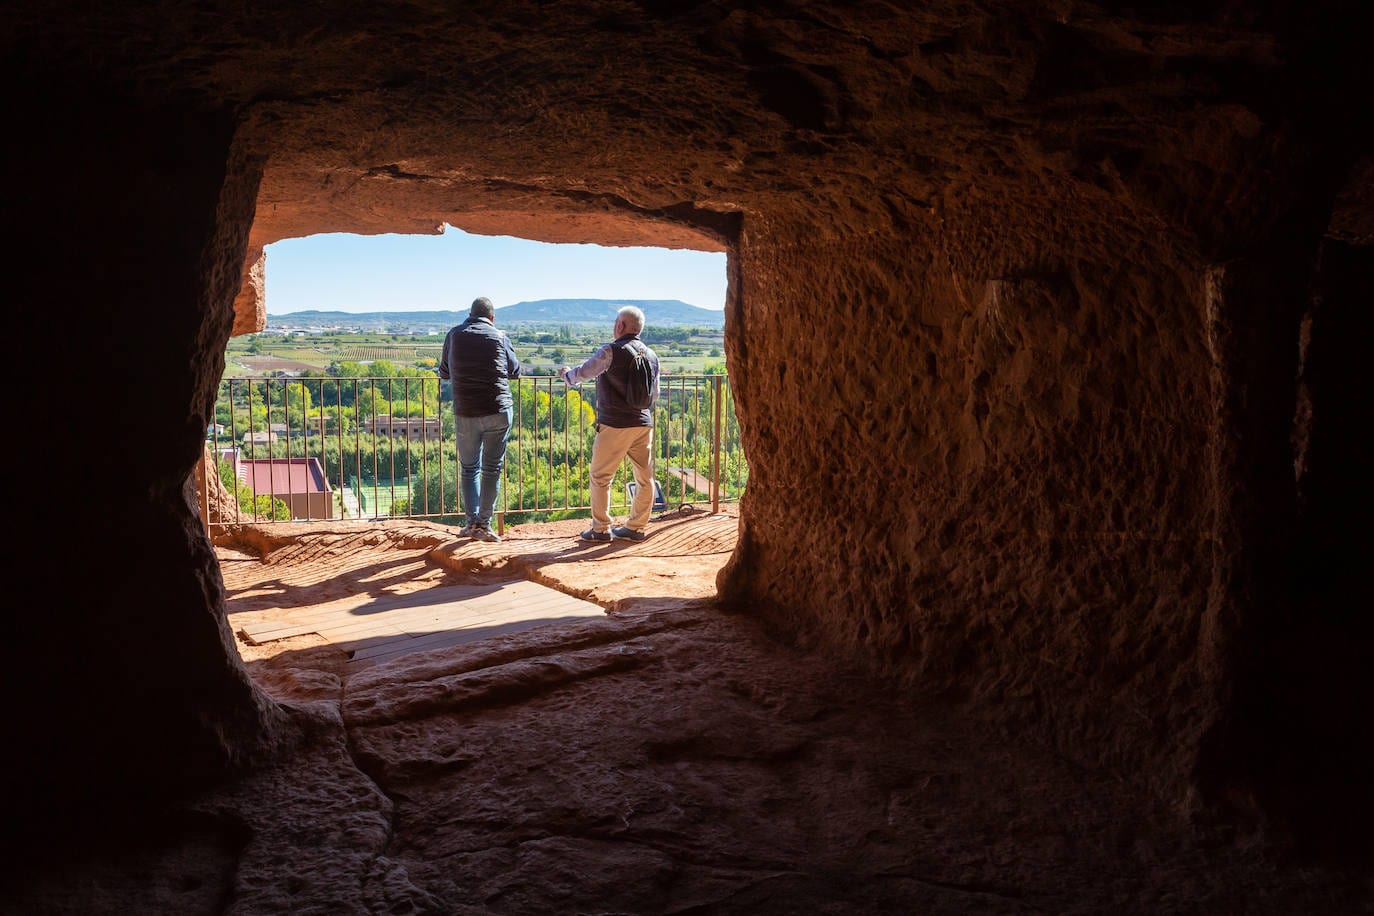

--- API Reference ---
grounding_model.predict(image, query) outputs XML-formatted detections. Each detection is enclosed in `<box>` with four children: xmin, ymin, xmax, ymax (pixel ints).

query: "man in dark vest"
<box><xmin>438</xmin><ymin>296</ymin><xmax>521</xmax><ymax>542</ymax></box>
<box><xmin>559</xmin><ymin>305</ymin><xmax>661</xmax><ymax>542</ymax></box>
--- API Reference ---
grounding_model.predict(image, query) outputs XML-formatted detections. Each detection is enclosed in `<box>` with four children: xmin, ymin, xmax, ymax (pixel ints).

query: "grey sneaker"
<box><xmin>457</xmin><ymin>523</ymin><xmax>479</xmax><ymax>537</ymax></box>
<box><xmin>472</xmin><ymin>525</ymin><xmax>501</xmax><ymax>543</ymax></box>
<box><xmin>580</xmin><ymin>528</ymin><xmax>612</xmax><ymax>542</ymax></box>
<box><xmin>611</xmin><ymin>525</ymin><xmax>647</xmax><ymax>542</ymax></box>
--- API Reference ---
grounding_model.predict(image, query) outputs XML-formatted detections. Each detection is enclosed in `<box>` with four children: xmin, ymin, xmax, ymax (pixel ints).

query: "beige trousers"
<box><xmin>588</xmin><ymin>424</ymin><xmax>654</xmax><ymax>532</ymax></box>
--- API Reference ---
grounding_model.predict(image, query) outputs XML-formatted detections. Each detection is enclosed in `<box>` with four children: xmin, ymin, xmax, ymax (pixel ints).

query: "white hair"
<box><xmin>617</xmin><ymin>305</ymin><xmax>645</xmax><ymax>333</ymax></box>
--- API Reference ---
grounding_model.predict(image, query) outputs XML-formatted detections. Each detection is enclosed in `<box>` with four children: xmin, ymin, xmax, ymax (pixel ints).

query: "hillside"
<box><xmin>267</xmin><ymin>298</ymin><xmax>724</xmax><ymax>331</ymax></box>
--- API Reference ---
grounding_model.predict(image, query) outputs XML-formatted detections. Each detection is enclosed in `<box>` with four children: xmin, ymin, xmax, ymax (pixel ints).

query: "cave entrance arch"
<box><xmin>217</xmin><ymin>223</ymin><xmax>741</xmax><ymax>527</ymax></box>
<box><xmin>214</xmin><ymin>225</ymin><xmax>745</xmax><ymax>672</ymax></box>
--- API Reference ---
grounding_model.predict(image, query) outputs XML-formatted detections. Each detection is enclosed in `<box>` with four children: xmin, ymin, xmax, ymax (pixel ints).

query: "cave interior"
<box><xmin>4</xmin><ymin>0</ymin><xmax>1373</xmax><ymax>912</ymax></box>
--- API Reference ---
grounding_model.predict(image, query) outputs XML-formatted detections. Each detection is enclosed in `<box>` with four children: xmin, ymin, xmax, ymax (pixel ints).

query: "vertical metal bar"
<box><xmin>724</xmin><ymin>377</ymin><xmax>735</xmax><ymax>503</ymax></box>
<box><xmin>538</xmin><ymin>373</ymin><xmax>544</xmax><ymax>513</ymax></box>
<box><xmin>531</xmin><ymin>377</ymin><xmax>540</xmax><ymax>513</ymax></box>
<box><xmin>315</xmin><ymin>379</ymin><xmax>324</xmax><ymax>519</ymax></box>
<box><xmin>302</xmin><ymin>379</ymin><xmax>310</xmax><ymax>517</ymax></box>
<box><xmin>287</xmin><ymin>379</ymin><xmax>298</xmax><ymax>519</ymax></box>
<box><xmin>290</xmin><ymin>379</ymin><xmax>298</xmax><ymax>518</ymax></box>
<box><xmin>542</xmin><ymin>376</ymin><xmax>550</xmax><ymax>512</ymax></box>
<box><xmin>275</xmin><ymin>379</ymin><xmax>284</xmax><ymax>518</ymax></box>
<box><xmin>424</xmin><ymin>377</ymin><xmax>433</xmax><ymax>518</ymax></box>
<box><xmin>432</xmin><ymin>379</ymin><xmax>440</xmax><ymax>518</ymax></box>
<box><xmin>576</xmin><ymin>381</ymin><xmax>585</xmax><ymax>511</ymax></box>
<box><xmin>563</xmin><ymin>375</ymin><xmax>570</xmax><ymax>509</ymax></box>
<box><xmin>405</xmin><ymin>377</ymin><xmax>415</xmax><ymax>516</ymax></box>
<box><xmin>309</xmin><ymin>379</ymin><xmax>317</xmax><ymax>519</ymax></box>
<box><xmin>439</xmin><ymin>375</ymin><xmax>447</xmax><ymax>518</ymax></box>
<box><xmin>315</xmin><ymin>375</ymin><xmax>327</xmax><ymax>517</ymax></box>
<box><xmin>334</xmin><ymin>378</ymin><xmax>344</xmax><ymax>520</ymax></box>
<box><xmin>281</xmin><ymin>381</ymin><xmax>288</xmax><ymax>517</ymax></box>
<box><xmin>353</xmin><ymin>379</ymin><xmax>362</xmax><ymax>520</ymax></box>
<box><xmin>688</xmin><ymin>377</ymin><xmax>696</xmax><ymax>506</ymax></box>
<box><xmin>387</xmin><ymin>378</ymin><xmax>396</xmax><ymax>518</ymax></box>
<box><xmin>511</xmin><ymin>379</ymin><xmax>519</xmax><ymax>521</ymax></box>
<box><xmin>231</xmin><ymin>379</ymin><xmax>243</xmax><ymax>525</ymax></box>
<box><xmin>266</xmin><ymin>379</ymin><xmax>278</xmax><ymax>519</ymax></box>
<box><xmin>678</xmin><ymin>377</ymin><xmax>687</xmax><ymax>503</ymax></box>
<box><xmin>296</xmin><ymin>379</ymin><xmax>305</xmax><ymax>519</ymax></box>
<box><xmin>724</xmin><ymin>377</ymin><xmax>733</xmax><ymax>503</ymax></box>
<box><xmin>406</xmin><ymin>377</ymin><xmax>418</xmax><ymax>517</ymax></box>
<box><xmin>712</xmin><ymin>375</ymin><xmax>723</xmax><ymax>514</ymax></box>
<box><xmin>276</xmin><ymin>379</ymin><xmax>286</xmax><ymax>519</ymax></box>
<box><xmin>700</xmin><ymin>377</ymin><xmax>708</xmax><ymax>505</ymax></box>
<box><xmin>671</xmin><ymin>380</ymin><xmax>681</xmax><ymax>507</ymax></box>
<box><xmin>498</xmin><ymin>382</ymin><xmax>510</xmax><ymax>528</ymax></box>
<box><xmin>541</xmin><ymin>373</ymin><xmax>552</xmax><ymax>513</ymax></box>
<box><xmin>370</xmin><ymin>380</ymin><xmax>380</xmax><ymax>520</ymax></box>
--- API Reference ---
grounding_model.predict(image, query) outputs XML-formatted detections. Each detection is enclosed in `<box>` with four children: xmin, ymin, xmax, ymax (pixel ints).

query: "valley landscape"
<box><xmin>228</xmin><ymin>298</ymin><xmax>727</xmax><ymax>377</ymax></box>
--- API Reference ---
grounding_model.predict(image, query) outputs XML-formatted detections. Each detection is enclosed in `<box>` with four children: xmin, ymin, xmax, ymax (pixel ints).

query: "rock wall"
<box><xmin>6</xmin><ymin>89</ymin><xmax>288</xmax><ymax>850</ymax></box>
<box><xmin>720</xmin><ymin>206</ymin><xmax>1216</xmax><ymax>792</ymax></box>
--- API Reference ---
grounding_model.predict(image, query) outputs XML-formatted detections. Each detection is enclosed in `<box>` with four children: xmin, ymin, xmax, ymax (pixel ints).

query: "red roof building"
<box><xmin>220</xmin><ymin>450</ymin><xmax>334</xmax><ymax>521</ymax></box>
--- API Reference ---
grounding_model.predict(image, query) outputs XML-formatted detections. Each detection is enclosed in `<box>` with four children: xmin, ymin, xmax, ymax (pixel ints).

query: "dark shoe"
<box><xmin>457</xmin><ymin>523</ymin><xmax>479</xmax><ymax>537</ymax></box>
<box><xmin>472</xmin><ymin>525</ymin><xmax>501</xmax><ymax>543</ymax></box>
<box><xmin>611</xmin><ymin>526</ymin><xmax>647</xmax><ymax>542</ymax></box>
<box><xmin>580</xmin><ymin>528</ymin><xmax>611</xmax><ymax>542</ymax></box>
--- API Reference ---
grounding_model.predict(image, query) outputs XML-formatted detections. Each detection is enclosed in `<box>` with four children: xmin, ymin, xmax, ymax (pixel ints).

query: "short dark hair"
<box><xmin>470</xmin><ymin>297</ymin><xmax>495</xmax><ymax>319</ymax></box>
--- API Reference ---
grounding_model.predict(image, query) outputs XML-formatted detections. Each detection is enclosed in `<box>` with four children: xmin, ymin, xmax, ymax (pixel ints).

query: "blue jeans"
<box><xmin>454</xmin><ymin>408</ymin><xmax>512</xmax><ymax>526</ymax></box>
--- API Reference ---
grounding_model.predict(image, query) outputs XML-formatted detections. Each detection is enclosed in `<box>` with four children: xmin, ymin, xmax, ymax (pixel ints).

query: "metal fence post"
<box><xmin>711</xmin><ymin>375</ymin><xmax>723</xmax><ymax>515</ymax></box>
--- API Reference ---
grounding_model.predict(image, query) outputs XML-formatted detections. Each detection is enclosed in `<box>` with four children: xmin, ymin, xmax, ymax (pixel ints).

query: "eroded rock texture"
<box><xmin>4</xmin><ymin>0</ymin><xmax>1371</xmax><ymax>894</ymax></box>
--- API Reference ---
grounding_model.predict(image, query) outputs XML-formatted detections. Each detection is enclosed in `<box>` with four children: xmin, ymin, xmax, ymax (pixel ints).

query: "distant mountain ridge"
<box><xmin>267</xmin><ymin>298</ymin><xmax>724</xmax><ymax>330</ymax></box>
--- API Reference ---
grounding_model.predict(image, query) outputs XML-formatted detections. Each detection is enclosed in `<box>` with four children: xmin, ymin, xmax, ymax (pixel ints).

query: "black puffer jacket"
<box><xmin>438</xmin><ymin>317</ymin><xmax>521</xmax><ymax>416</ymax></box>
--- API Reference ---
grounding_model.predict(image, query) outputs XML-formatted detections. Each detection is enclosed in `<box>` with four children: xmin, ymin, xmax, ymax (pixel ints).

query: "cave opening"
<box><xmin>235</xmin><ymin>221</ymin><xmax>741</xmax><ymax>522</ymax></box>
<box><xmin>212</xmin><ymin>218</ymin><xmax>746</xmax><ymax>670</ymax></box>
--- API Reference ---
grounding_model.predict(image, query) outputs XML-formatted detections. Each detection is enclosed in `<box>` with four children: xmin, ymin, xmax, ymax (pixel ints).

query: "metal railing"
<box><xmin>199</xmin><ymin>373</ymin><xmax>746</xmax><ymax>531</ymax></box>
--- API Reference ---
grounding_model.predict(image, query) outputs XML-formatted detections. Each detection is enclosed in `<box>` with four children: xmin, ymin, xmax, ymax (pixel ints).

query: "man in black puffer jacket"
<box><xmin>559</xmin><ymin>305</ymin><xmax>661</xmax><ymax>542</ymax></box>
<box><xmin>438</xmin><ymin>297</ymin><xmax>521</xmax><ymax>542</ymax></box>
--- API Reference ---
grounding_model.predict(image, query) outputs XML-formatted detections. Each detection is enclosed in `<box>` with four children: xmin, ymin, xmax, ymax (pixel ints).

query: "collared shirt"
<box><xmin>562</xmin><ymin>344</ymin><xmax>614</xmax><ymax>388</ymax></box>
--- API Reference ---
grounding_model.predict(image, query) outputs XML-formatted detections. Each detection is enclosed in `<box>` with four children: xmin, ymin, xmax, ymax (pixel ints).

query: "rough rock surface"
<box><xmin>4</xmin><ymin>0</ymin><xmax>1372</xmax><ymax>902</ymax></box>
<box><xmin>8</xmin><ymin>526</ymin><xmax>1367</xmax><ymax>914</ymax></box>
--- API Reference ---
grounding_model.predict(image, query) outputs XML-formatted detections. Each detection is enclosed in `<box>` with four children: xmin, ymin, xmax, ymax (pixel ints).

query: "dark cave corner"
<box><xmin>1199</xmin><ymin>239</ymin><xmax>1374</xmax><ymax>863</ymax></box>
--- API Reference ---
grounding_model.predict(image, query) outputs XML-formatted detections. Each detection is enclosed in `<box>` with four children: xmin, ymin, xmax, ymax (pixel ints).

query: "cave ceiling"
<box><xmin>11</xmin><ymin>1</ymin><xmax>1335</xmax><ymax>261</ymax></box>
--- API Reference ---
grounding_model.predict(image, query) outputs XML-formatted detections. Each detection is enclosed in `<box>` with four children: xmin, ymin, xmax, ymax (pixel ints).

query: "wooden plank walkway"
<box><xmin>235</xmin><ymin>579</ymin><xmax>606</xmax><ymax>670</ymax></box>
<box><xmin>666</xmin><ymin>466</ymin><xmax>713</xmax><ymax>496</ymax></box>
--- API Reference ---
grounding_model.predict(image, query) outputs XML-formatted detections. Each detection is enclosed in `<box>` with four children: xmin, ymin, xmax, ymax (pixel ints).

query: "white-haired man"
<box><xmin>559</xmin><ymin>305</ymin><xmax>661</xmax><ymax>541</ymax></box>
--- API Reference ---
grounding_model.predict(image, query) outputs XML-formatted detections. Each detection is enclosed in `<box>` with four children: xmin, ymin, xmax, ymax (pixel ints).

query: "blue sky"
<box><xmin>264</xmin><ymin>225</ymin><xmax>728</xmax><ymax>314</ymax></box>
